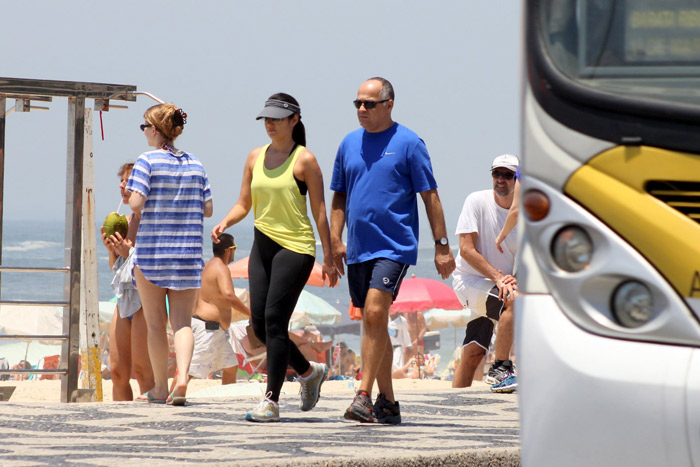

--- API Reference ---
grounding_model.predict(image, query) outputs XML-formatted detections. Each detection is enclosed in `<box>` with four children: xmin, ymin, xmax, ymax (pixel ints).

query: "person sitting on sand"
<box><xmin>391</xmin><ymin>353</ymin><xmax>438</xmax><ymax>380</ymax></box>
<box><xmin>342</xmin><ymin>348</ymin><xmax>358</xmax><ymax>378</ymax></box>
<box><xmin>10</xmin><ymin>360</ymin><xmax>32</xmax><ymax>381</ymax></box>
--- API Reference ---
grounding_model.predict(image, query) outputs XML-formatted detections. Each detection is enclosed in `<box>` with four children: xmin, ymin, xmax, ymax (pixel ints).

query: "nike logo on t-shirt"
<box><xmin>384</xmin><ymin>152</ymin><xmax>395</xmax><ymax>155</ymax></box>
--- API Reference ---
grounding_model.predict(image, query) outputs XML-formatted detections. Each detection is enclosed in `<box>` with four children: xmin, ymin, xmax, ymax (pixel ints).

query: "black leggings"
<box><xmin>249</xmin><ymin>227</ymin><xmax>315</xmax><ymax>401</ymax></box>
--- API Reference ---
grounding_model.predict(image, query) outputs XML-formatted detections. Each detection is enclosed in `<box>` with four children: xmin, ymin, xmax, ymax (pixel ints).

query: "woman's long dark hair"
<box><xmin>269</xmin><ymin>92</ymin><xmax>306</xmax><ymax>147</ymax></box>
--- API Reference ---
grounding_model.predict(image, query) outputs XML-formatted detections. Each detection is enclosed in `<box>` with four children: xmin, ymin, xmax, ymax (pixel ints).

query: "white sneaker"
<box><xmin>299</xmin><ymin>362</ymin><xmax>328</xmax><ymax>411</ymax></box>
<box><xmin>246</xmin><ymin>392</ymin><xmax>280</xmax><ymax>422</ymax></box>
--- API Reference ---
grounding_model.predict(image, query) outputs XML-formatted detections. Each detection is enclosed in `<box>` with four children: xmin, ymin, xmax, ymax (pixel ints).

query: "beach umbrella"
<box><xmin>346</xmin><ymin>277</ymin><xmax>462</xmax><ymax>319</ymax></box>
<box><xmin>0</xmin><ymin>305</ymin><xmax>64</xmax><ymax>366</ymax></box>
<box><xmin>423</xmin><ymin>308</ymin><xmax>472</xmax><ymax>330</ymax></box>
<box><xmin>389</xmin><ymin>276</ymin><xmax>462</xmax><ymax>313</ymax></box>
<box><xmin>0</xmin><ymin>304</ymin><xmax>63</xmax><ymax>338</ymax></box>
<box><xmin>288</xmin><ymin>290</ymin><xmax>341</xmax><ymax>330</ymax></box>
<box><xmin>228</xmin><ymin>256</ymin><xmax>329</xmax><ymax>287</ymax></box>
<box><xmin>423</xmin><ymin>308</ymin><xmax>473</xmax><ymax>350</ymax></box>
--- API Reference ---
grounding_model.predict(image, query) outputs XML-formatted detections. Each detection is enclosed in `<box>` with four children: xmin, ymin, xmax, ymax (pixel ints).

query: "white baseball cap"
<box><xmin>491</xmin><ymin>154</ymin><xmax>519</xmax><ymax>172</ymax></box>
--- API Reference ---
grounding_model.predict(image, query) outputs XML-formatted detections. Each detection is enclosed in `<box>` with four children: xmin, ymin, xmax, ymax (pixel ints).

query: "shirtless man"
<box><xmin>189</xmin><ymin>234</ymin><xmax>250</xmax><ymax>384</ymax></box>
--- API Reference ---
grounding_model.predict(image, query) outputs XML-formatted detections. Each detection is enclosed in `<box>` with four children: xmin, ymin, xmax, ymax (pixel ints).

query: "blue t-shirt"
<box><xmin>330</xmin><ymin>123</ymin><xmax>437</xmax><ymax>265</ymax></box>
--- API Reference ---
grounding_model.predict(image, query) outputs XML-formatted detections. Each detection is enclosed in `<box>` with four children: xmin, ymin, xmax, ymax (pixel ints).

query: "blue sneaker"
<box><xmin>484</xmin><ymin>360</ymin><xmax>515</xmax><ymax>385</ymax></box>
<box><xmin>490</xmin><ymin>374</ymin><xmax>517</xmax><ymax>393</ymax></box>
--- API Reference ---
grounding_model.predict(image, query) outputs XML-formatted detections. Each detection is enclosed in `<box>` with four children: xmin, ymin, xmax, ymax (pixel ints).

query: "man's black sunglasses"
<box><xmin>491</xmin><ymin>170</ymin><xmax>515</xmax><ymax>180</ymax></box>
<box><xmin>353</xmin><ymin>99</ymin><xmax>389</xmax><ymax>110</ymax></box>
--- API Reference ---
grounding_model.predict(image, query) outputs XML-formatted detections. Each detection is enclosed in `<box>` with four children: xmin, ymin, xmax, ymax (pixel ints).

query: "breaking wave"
<box><xmin>3</xmin><ymin>241</ymin><xmax>62</xmax><ymax>252</ymax></box>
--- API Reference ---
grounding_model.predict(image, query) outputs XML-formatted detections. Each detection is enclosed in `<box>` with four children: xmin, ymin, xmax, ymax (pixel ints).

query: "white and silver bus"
<box><xmin>517</xmin><ymin>1</ymin><xmax>700</xmax><ymax>465</ymax></box>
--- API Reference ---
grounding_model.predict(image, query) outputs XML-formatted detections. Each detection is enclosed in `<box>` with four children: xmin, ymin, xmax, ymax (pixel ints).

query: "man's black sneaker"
<box><xmin>484</xmin><ymin>360</ymin><xmax>514</xmax><ymax>385</ymax></box>
<box><xmin>373</xmin><ymin>393</ymin><xmax>401</xmax><ymax>425</ymax></box>
<box><xmin>344</xmin><ymin>390</ymin><xmax>375</xmax><ymax>423</ymax></box>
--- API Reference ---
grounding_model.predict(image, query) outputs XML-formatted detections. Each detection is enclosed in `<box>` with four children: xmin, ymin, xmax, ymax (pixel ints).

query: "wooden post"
<box><xmin>79</xmin><ymin>108</ymin><xmax>102</xmax><ymax>401</ymax></box>
<box><xmin>0</xmin><ymin>96</ymin><xmax>5</xmax><ymax>301</ymax></box>
<box><xmin>62</xmin><ymin>97</ymin><xmax>84</xmax><ymax>403</ymax></box>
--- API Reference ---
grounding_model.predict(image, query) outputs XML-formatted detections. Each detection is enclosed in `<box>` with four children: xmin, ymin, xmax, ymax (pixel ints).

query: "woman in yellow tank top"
<box><xmin>212</xmin><ymin>93</ymin><xmax>338</xmax><ymax>422</ymax></box>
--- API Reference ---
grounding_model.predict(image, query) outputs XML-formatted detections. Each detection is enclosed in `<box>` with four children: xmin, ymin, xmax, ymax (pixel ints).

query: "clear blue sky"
<box><xmin>2</xmin><ymin>1</ymin><xmax>521</xmax><ymax>247</ymax></box>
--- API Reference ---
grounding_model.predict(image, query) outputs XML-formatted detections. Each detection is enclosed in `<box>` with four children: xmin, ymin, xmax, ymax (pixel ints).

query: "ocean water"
<box><xmin>0</xmin><ymin>219</ymin><xmax>464</xmax><ymax>375</ymax></box>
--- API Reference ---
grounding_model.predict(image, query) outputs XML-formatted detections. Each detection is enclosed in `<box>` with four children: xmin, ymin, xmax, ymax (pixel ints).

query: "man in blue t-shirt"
<box><xmin>330</xmin><ymin>77</ymin><xmax>455</xmax><ymax>424</ymax></box>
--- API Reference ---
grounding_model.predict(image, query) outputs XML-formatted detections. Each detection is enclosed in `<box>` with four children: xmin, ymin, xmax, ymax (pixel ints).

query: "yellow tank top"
<box><xmin>251</xmin><ymin>144</ymin><xmax>316</xmax><ymax>257</ymax></box>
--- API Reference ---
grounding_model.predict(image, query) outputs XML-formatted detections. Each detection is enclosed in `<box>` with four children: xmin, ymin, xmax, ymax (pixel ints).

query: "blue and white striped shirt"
<box><xmin>126</xmin><ymin>149</ymin><xmax>212</xmax><ymax>290</ymax></box>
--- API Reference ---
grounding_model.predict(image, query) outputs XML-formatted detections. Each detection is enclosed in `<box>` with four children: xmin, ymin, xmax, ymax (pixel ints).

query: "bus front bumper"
<box><xmin>515</xmin><ymin>294</ymin><xmax>700</xmax><ymax>466</ymax></box>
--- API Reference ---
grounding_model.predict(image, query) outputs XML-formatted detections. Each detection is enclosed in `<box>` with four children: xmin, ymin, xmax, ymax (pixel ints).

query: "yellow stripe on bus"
<box><xmin>565</xmin><ymin>146</ymin><xmax>700</xmax><ymax>298</ymax></box>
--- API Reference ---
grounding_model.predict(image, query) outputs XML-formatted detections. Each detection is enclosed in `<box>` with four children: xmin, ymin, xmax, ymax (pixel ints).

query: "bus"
<box><xmin>517</xmin><ymin>1</ymin><xmax>700</xmax><ymax>465</ymax></box>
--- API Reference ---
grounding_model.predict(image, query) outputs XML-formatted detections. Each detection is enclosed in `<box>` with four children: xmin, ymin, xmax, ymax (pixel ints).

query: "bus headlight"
<box><xmin>612</xmin><ymin>281</ymin><xmax>653</xmax><ymax>328</ymax></box>
<box><xmin>551</xmin><ymin>226</ymin><xmax>593</xmax><ymax>272</ymax></box>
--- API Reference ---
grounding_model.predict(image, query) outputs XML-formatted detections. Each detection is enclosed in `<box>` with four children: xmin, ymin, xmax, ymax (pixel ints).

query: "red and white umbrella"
<box><xmin>389</xmin><ymin>276</ymin><xmax>462</xmax><ymax>313</ymax></box>
<box><xmin>347</xmin><ymin>276</ymin><xmax>462</xmax><ymax>319</ymax></box>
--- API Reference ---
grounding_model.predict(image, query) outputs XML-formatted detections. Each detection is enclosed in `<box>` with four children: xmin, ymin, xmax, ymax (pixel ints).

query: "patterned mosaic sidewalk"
<box><xmin>0</xmin><ymin>387</ymin><xmax>520</xmax><ymax>466</ymax></box>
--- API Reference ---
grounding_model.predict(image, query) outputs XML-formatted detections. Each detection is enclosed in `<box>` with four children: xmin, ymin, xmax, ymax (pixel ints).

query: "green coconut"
<box><xmin>102</xmin><ymin>212</ymin><xmax>128</xmax><ymax>238</ymax></box>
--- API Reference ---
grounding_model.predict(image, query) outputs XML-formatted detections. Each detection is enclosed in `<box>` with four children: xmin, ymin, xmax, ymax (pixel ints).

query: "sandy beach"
<box><xmin>0</xmin><ymin>377</ymin><xmax>465</xmax><ymax>403</ymax></box>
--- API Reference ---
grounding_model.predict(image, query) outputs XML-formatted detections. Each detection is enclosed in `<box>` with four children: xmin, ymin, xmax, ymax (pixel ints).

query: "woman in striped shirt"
<box><xmin>127</xmin><ymin>103</ymin><xmax>213</xmax><ymax>405</ymax></box>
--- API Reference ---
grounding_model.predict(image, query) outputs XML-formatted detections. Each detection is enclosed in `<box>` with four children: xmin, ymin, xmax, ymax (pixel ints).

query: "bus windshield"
<box><xmin>540</xmin><ymin>0</ymin><xmax>700</xmax><ymax>105</ymax></box>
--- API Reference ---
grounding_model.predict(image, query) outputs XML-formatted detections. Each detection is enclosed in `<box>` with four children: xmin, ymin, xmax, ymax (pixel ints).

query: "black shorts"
<box><xmin>462</xmin><ymin>285</ymin><xmax>503</xmax><ymax>350</ymax></box>
<box><xmin>347</xmin><ymin>258</ymin><xmax>409</xmax><ymax>309</ymax></box>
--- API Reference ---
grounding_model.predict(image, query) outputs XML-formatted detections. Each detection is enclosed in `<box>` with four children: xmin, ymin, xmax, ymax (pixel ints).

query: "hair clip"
<box><xmin>173</xmin><ymin>108</ymin><xmax>188</xmax><ymax>126</ymax></box>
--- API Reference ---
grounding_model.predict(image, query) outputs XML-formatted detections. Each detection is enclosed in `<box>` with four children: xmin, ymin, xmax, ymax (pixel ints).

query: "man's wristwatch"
<box><xmin>434</xmin><ymin>237</ymin><xmax>449</xmax><ymax>246</ymax></box>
